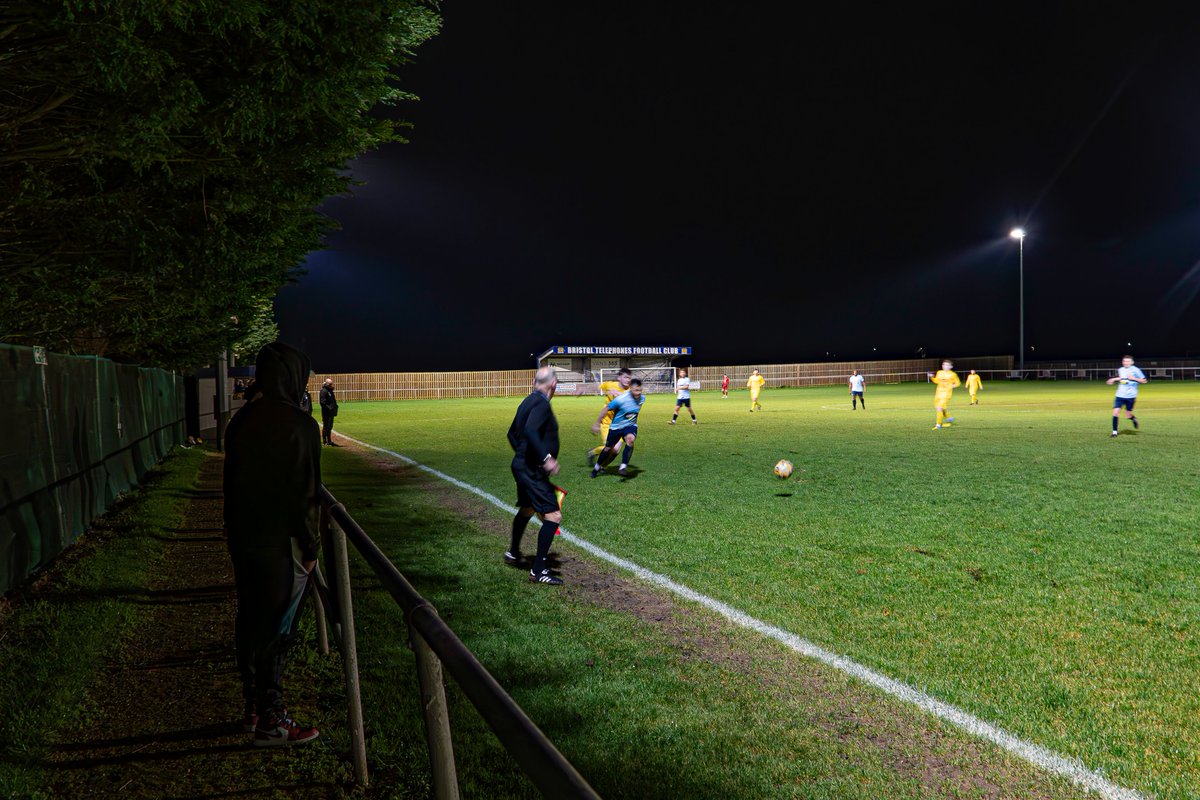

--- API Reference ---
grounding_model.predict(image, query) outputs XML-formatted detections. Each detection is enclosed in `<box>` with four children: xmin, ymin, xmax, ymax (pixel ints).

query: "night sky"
<box><xmin>275</xmin><ymin>3</ymin><xmax>1200</xmax><ymax>373</ymax></box>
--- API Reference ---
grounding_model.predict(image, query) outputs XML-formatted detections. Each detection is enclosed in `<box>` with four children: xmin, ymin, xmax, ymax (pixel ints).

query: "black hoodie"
<box><xmin>223</xmin><ymin>342</ymin><xmax>322</xmax><ymax>560</ymax></box>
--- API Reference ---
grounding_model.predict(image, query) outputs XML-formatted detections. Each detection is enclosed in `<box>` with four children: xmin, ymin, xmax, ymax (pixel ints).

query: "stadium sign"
<box><xmin>540</xmin><ymin>345</ymin><xmax>692</xmax><ymax>358</ymax></box>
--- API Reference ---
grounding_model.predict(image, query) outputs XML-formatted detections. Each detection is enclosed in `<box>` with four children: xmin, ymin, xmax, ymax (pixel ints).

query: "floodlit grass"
<box><xmin>322</xmin><ymin>446</ymin><xmax>1090</xmax><ymax>799</ymax></box>
<box><xmin>328</xmin><ymin>380</ymin><xmax>1200</xmax><ymax>799</ymax></box>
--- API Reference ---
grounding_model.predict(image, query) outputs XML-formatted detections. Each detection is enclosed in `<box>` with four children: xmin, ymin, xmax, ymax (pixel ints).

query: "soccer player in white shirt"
<box><xmin>1105</xmin><ymin>355</ymin><xmax>1147</xmax><ymax>437</ymax></box>
<box><xmin>848</xmin><ymin>370</ymin><xmax>866</xmax><ymax>410</ymax></box>
<box><xmin>670</xmin><ymin>368</ymin><xmax>697</xmax><ymax>425</ymax></box>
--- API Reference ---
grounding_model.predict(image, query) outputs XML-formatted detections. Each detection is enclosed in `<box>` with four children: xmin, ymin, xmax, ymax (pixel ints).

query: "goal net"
<box><xmin>594</xmin><ymin>367</ymin><xmax>677</xmax><ymax>395</ymax></box>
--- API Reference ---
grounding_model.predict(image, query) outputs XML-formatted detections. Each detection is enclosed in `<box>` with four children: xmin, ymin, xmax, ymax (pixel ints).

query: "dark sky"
<box><xmin>275</xmin><ymin>2</ymin><xmax>1200</xmax><ymax>372</ymax></box>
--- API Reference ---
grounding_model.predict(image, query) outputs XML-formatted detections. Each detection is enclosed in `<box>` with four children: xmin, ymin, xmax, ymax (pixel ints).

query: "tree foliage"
<box><xmin>230</xmin><ymin>296</ymin><xmax>280</xmax><ymax>364</ymax></box>
<box><xmin>0</xmin><ymin>1</ymin><xmax>439</xmax><ymax>369</ymax></box>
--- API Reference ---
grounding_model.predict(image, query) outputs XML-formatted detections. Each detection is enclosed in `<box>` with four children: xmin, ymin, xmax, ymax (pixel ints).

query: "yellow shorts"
<box><xmin>934</xmin><ymin>392</ymin><xmax>953</xmax><ymax>408</ymax></box>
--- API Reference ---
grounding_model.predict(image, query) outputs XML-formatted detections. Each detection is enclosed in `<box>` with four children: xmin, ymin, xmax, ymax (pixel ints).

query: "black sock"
<box><xmin>672</xmin><ymin>413</ymin><xmax>678</xmax><ymax>421</ymax></box>
<box><xmin>531</xmin><ymin>519</ymin><xmax>558</xmax><ymax>573</ymax></box>
<box><xmin>597</xmin><ymin>448</ymin><xmax>614</xmax><ymax>468</ymax></box>
<box><xmin>510</xmin><ymin>514</ymin><xmax>529</xmax><ymax>554</ymax></box>
<box><xmin>690</xmin><ymin>411</ymin><xmax>696</xmax><ymax>420</ymax></box>
<box><xmin>1112</xmin><ymin>416</ymin><xmax>1119</xmax><ymax>432</ymax></box>
<box><xmin>621</xmin><ymin>445</ymin><xmax>634</xmax><ymax>466</ymax></box>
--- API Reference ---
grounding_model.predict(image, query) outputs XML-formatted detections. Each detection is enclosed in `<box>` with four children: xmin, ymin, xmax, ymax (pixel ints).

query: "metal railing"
<box><xmin>313</xmin><ymin>486</ymin><xmax>601</xmax><ymax>800</ymax></box>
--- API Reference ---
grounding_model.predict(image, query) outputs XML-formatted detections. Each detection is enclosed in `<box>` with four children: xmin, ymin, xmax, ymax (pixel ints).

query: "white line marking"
<box><xmin>339</xmin><ymin>433</ymin><xmax>1148</xmax><ymax>800</ymax></box>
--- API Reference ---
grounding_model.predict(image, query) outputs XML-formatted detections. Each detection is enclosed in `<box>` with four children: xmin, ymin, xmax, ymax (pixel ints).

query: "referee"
<box><xmin>506</xmin><ymin>367</ymin><xmax>564</xmax><ymax>585</ymax></box>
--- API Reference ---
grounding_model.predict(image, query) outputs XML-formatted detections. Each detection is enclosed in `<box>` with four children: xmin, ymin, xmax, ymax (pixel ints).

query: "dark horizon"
<box><xmin>275</xmin><ymin>2</ymin><xmax>1200</xmax><ymax>373</ymax></box>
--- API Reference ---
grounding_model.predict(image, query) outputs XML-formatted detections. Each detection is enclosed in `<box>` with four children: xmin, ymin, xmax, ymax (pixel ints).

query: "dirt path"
<box><xmin>44</xmin><ymin>452</ymin><xmax>345</xmax><ymax>800</ymax></box>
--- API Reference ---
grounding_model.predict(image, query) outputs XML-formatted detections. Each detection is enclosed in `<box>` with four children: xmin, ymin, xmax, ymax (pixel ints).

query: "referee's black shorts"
<box><xmin>512</xmin><ymin>462</ymin><xmax>558</xmax><ymax>514</ymax></box>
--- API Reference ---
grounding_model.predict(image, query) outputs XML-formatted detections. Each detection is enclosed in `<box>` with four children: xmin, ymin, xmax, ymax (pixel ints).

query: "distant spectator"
<box><xmin>233</xmin><ymin>379</ymin><xmax>247</xmax><ymax>399</ymax></box>
<box><xmin>319</xmin><ymin>378</ymin><xmax>339</xmax><ymax>446</ymax></box>
<box><xmin>224</xmin><ymin>342</ymin><xmax>321</xmax><ymax>746</ymax></box>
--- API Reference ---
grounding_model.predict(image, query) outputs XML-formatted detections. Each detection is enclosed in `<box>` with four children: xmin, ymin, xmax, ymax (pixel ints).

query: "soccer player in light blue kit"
<box><xmin>590</xmin><ymin>379</ymin><xmax>645</xmax><ymax>477</ymax></box>
<box><xmin>1106</xmin><ymin>355</ymin><xmax>1147</xmax><ymax>437</ymax></box>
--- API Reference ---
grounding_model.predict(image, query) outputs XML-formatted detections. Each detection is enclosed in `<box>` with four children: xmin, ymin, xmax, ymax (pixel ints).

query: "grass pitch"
<box><xmin>329</xmin><ymin>381</ymin><xmax>1200</xmax><ymax>798</ymax></box>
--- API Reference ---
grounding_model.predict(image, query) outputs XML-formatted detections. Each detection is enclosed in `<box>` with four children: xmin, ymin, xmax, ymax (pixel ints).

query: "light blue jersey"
<box><xmin>607</xmin><ymin>391</ymin><xmax>644</xmax><ymax>431</ymax></box>
<box><xmin>1115</xmin><ymin>366</ymin><xmax>1145</xmax><ymax>399</ymax></box>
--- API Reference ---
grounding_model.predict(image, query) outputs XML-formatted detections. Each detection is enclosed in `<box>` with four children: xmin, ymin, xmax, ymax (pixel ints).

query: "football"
<box><xmin>774</xmin><ymin>459</ymin><xmax>793</xmax><ymax>479</ymax></box>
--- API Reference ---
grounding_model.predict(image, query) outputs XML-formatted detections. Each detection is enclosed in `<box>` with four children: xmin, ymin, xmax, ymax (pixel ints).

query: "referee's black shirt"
<box><xmin>508</xmin><ymin>391</ymin><xmax>559</xmax><ymax>468</ymax></box>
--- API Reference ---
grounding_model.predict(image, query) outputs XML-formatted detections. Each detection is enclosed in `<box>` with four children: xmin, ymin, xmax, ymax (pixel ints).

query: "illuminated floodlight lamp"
<box><xmin>1010</xmin><ymin>228</ymin><xmax>1026</xmax><ymax>240</ymax></box>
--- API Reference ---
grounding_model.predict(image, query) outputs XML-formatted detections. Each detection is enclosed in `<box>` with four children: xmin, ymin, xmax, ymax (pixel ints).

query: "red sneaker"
<box><xmin>254</xmin><ymin>710</ymin><xmax>319</xmax><ymax>747</ymax></box>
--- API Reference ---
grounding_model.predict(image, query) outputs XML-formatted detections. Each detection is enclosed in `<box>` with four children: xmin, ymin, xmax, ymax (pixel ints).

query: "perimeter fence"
<box><xmin>310</xmin><ymin>355</ymin><xmax>1200</xmax><ymax>402</ymax></box>
<box><xmin>308</xmin><ymin>356</ymin><xmax>1015</xmax><ymax>400</ymax></box>
<box><xmin>0</xmin><ymin>344</ymin><xmax>184</xmax><ymax>594</ymax></box>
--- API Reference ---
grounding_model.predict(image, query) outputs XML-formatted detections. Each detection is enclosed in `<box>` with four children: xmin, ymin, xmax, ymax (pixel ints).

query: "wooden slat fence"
<box><xmin>306</xmin><ymin>356</ymin><xmax>1014</xmax><ymax>401</ymax></box>
<box><xmin>309</xmin><ymin>369</ymin><xmax>537</xmax><ymax>401</ymax></box>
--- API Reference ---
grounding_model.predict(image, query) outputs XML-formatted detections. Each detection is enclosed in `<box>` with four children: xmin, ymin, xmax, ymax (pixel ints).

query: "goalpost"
<box><xmin>595</xmin><ymin>367</ymin><xmax>677</xmax><ymax>394</ymax></box>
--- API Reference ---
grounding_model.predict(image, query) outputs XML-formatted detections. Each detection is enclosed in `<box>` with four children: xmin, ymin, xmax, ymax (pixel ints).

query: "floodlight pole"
<box><xmin>1009</xmin><ymin>228</ymin><xmax>1026</xmax><ymax>375</ymax></box>
<box><xmin>1018</xmin><ymin>235</ymin><xmax>1024</xmax><ymax>374</ymax></box>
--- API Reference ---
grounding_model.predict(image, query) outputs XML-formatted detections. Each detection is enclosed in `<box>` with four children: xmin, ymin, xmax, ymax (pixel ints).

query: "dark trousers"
<box><xmin>321</xmin><ymin>411</ymin><xmax>335</xmax><ymax>443</ymax></box>
<box><xmin>230</xmin><ymin>546</ymin><xmax>309</xmax><ymax>713</ymax></box>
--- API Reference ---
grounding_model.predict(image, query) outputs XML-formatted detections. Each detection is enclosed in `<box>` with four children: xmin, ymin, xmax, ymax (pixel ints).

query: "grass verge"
<box><xmin>0</xmin><ymin>447</ymin><xmax>204</xmax><ymax>798</ymax></box>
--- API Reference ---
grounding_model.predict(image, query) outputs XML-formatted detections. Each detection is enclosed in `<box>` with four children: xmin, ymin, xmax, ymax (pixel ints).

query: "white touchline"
<box><xmin>339</xmin><ymin>433</ymin><xmax>1148</xmax><ymax>800</ymax></box>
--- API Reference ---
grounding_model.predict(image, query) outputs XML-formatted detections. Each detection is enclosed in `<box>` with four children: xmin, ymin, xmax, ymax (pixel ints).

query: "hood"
<box><xmin>253</xmin><ymin>342</ymin><xmax>311</xmax><ymax>406</ymax></box>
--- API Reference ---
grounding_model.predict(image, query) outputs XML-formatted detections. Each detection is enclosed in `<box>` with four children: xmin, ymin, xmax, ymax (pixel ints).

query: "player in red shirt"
<box><xmin>721</xmin><ymin>374</ymin><xmax>730</xmax><ymax>398</ymax></box>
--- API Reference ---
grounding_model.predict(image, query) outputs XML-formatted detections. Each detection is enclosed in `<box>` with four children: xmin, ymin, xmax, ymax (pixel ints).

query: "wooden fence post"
<box><xmin>331</xmin><ymin>519</ymin><xmax>370</xmax><ymax>785</ymax></box>
<box><xmin>411</xmin><ymin>613</ymin><xmax>460</xmax><ymax>800</ymax></box>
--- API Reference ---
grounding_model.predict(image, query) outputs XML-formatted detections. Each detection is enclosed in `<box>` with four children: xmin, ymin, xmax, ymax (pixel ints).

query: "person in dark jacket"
<box><xmin>505</xmin><ymin>367</ymin><xmax>563</xmax><ymax>585</ymax></box>
<box><xmin>318</xmin><ymin>378</ymin><xmax>338</xmax><ymax>445</ymax></box>
<box><xmin>224</xmin><ymin>342</ymin><xmax>322</xmax><ymax>746</ymax></box>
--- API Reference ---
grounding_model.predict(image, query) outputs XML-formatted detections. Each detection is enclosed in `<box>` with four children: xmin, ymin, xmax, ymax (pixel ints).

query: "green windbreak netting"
<box><xmin>0</xmin><ymin>344</ymin><xmax>184</xmax><ymax>594</ymax></box>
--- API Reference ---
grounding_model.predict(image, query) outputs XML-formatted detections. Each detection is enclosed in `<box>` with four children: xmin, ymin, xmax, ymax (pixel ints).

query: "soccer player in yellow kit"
<box><xmin>929</xmin><ymin>360</ymin><xmax>961</xmax><ymax>429</ymax></box>
<box><xmin>965</xmin><ymin>369</ymin><xmax>982</xmax><ymax>405</ymax></box>
<box><xmin>747</xmin><ymin>369</ymin><xmax>765</xmax><ymax>412</ymax></box>
<box><xmin>587</xmin><ymin>368</ymin><xmax>632</xmax><ymax>464</ymax></box>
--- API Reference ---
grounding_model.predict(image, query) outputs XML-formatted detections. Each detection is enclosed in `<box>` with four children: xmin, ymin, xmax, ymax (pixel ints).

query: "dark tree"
<box><xmin>0</xmin><ymin>1</ymin><xmax>439</xmax><ymax>369</ymax></box>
